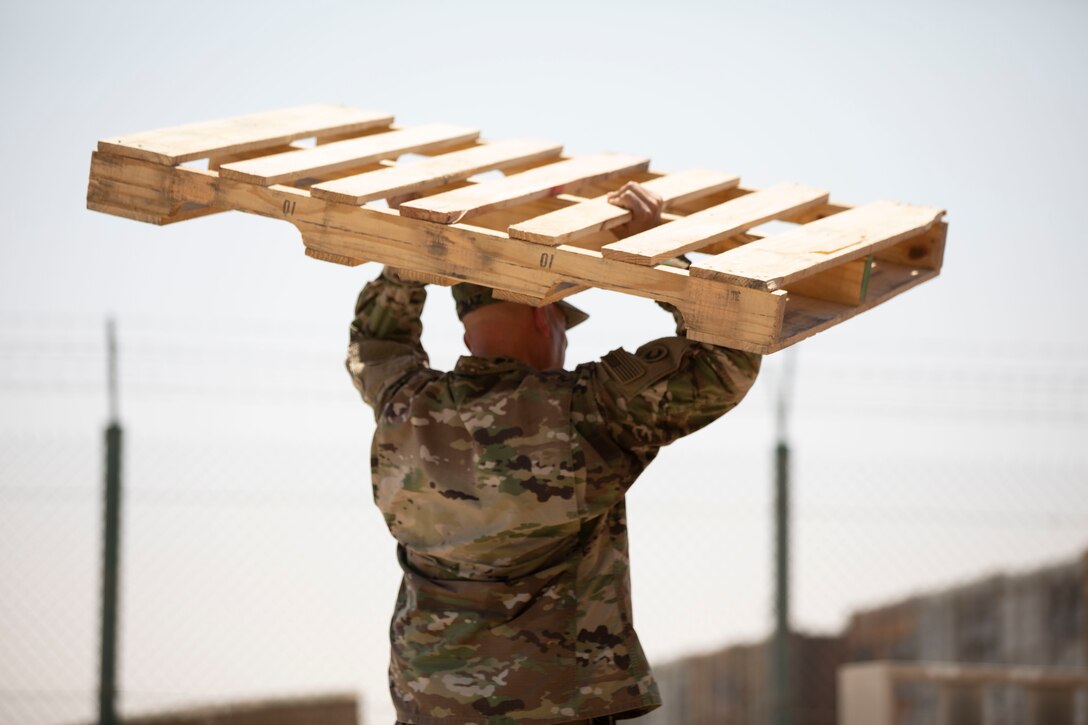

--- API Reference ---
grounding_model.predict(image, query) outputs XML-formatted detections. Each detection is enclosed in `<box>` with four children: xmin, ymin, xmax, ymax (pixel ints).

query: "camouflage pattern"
<box><xmin>346</xmin><ymin>270</ymin><xmax>761</xmax><ymax>724</ymax></box>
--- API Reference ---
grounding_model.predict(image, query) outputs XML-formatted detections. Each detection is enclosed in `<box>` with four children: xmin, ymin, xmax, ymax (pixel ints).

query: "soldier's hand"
<box><xmin>607</xmin><ymin>181</ymin><xmax>663</xmax><ymax>238</ymax></box>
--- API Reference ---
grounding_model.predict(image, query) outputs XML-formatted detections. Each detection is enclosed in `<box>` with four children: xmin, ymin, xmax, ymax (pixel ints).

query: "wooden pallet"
<box><xmin>86</xmin><ymin>104</ymin><xmax>947</xmax><ymax>354</ymax></box>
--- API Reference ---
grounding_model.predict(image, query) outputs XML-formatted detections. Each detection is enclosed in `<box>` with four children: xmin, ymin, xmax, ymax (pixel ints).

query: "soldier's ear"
<box><xmin>532</xmin><ymin>306</ymin><xmax>554</xmax><ymax>338</ymax></box>
<box><xmin>463</xmin><ymin>330</ymin><xmax>473</xmax><ymax>352</ymax></box>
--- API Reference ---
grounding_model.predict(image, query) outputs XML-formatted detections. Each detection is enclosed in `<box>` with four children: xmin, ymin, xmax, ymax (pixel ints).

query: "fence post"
<box><xmin>772</xmin><ymin>350</ymin><xmax>796</xmax><ymax>725</ymax></box>
<box><xmin>98</xmin><ymin>319</ymin><xmax>123</xmax><ymax>725</ymax></box>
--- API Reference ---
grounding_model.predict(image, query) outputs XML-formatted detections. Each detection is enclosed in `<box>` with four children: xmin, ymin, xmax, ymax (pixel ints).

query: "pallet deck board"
<box><xmin>311</xmin><ymin>138</ymin><xmax>564</xmax><ymax>205</ymax></box>
<box><xmin>603</xmin><ymin>182</ymin><xmax>830</xmax><ymax>265</ymax></box>
<box><xmin>398</xmin><ymin>152</ymin><xmax>651</xmax><ymax>224</ymax></box>
<box><xmin>98</xmin><ymin>105</ymin><xmax>394</xmax><ymax>165</ymax></box>
<box><xmin>219</xmin><ymin>123</ymin><xmax>481</xmax><ymax>186</ymax></box>
<box><xmin>508</xmin><ymin>169</ymin><xmax>740</xmax><ymax>246</ymax></box>
<box><xmin>86</xmin><ymin>105</ymin><xmax>947</xmax><ymax>354</ymax></box>
<box><xmin>690</xmin><ymin>200</ymin><xmax>945</xmax><ymax>290</ymax></box>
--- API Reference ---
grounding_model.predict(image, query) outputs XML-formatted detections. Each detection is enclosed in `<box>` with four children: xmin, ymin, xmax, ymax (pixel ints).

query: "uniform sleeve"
<box><xmin>578</xmin><ymin>305</ymin><xmax>762</xmax><ymax>467</ymax></box>
<box><xmin>345</xmin><ymin>268</ymin><xmax>431</xmax><ymax>415</ymax></box>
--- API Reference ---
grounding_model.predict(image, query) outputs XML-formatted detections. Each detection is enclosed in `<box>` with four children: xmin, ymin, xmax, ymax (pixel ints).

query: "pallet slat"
<box><xmin>508</xmin><ymin>169</ymin><xmax>740</xmax><ymax>245</ymax></box>
<box><xmin>601</xmin><ymin>182</ymin><xmax>829</xmax><ymax>265</ymax></box>
<box><xmin>98</xmin><ymin>105</ymin><xmax>393</xmax><ymax>165</ymax></box>
<box><xmin>690</xmin><ymin>200</ymin><xmax>945</xmax><ymax>290</ymax></box>
<box><xmin>398</xmin><ymin>153</ymin><xmax>650</xmax><ymax>224</ymax></box>
<box><xmin>219</xmin><ymin>123</ymin><xmax>480</xmax><ymax>186</ymax></box>
<box><xmin>310</xmin><ymin>138</ymin><xmax>564</xmax><ymax>205</ymax></box>
<box><xmin>494</xmin><ymin>281</ymin><xmax>589</xmax><ymax>305</ymax></box>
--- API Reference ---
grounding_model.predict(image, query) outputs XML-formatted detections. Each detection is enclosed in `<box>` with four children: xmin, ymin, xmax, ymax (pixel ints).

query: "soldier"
<box><xmin>346</xmin><ymin>182</ymin><xmax>761</xmax><ymax>724</ymax></box>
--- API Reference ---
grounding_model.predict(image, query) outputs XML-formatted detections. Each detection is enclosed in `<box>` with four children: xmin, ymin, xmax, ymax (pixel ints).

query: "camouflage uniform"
<box><xmin>346</xmin><ymin>270</ymin><xmax>761</xmax><ymax>724</ymax></box>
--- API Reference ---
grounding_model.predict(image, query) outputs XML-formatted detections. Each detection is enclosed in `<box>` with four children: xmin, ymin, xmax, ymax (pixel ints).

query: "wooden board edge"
<box><xmin>97</xmin><ymin>108</ymin><xmax>396</xmax><ymax>166</ymax></box>
<box><xmin>399</xmin><ymin>157</ymin><xmax>651</xmax><ymax>225</ymax></box>
<box><xmin>604</xmin><ymin>188</ymin><xmax>831</xmax><ymax>267</ymax></box>
<box><xmin>87</xmin><ymin>200</ymin><xmax>172</xmax><ymax>226</ymax></box>
<box><xmin>88</xmin><ymin>198</ymin><xmax>227</xmax><ymax>226</ymax></box>
<box><xmin>396</xmin><ymin>269</ymin><xmax>461</xmax><ymax>286</ymax></box>
<box><xmin>508</xmin><ymin>171</ymin><xmax>744</xmax><ymax>248</ymax></box>
<box><xmin>310</xmin><ymin>142</ymin><xmax>566</xmax><ymax>206</ymax></box>
<box><xmin>685</xmin><ymin>328</ymin><xmax>771</xmax><ymax>355</ymax></box>
<box><xmin>304</xmin><ymin>246</ymin><xmax>365</xmax><ymax>267</ymax></box>
<box><xmin>785</xmin><ymin>256</ymin><xmax>871</xmax><ymax>306</ymax></box>
<box><xmin>690</xmin><ymin>212</ymin><xmax>942</xmax><ymax>291</ymax></box>
<box><xmin>769</xmin><ymin>264</ymin><xmax>941</xmax><ymax>353</ymax></box>
<box><xmin>493</xmin><ymin>282</ymin><xmax>590</xmax><ymax>306</ymax></box>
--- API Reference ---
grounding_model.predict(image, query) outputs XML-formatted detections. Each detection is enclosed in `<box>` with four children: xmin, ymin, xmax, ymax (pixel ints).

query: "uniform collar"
<box><xmin>454</xmin><ymin>355</ymin><xmax>533</xmax><ymax>375</ymax></box>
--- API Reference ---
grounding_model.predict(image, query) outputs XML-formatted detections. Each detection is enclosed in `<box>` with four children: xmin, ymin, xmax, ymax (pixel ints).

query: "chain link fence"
<box><xmin>2</xmin><ymin>309</ymin><xmax>1086</xmax><ymax>724</ymax></box>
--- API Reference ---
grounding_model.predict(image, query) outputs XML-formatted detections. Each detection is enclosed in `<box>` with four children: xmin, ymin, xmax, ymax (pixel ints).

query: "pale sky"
<box><xmin>2</xmin><ymin>1</ymin><xmax>1086</xmax><ymax>723</ymax></box>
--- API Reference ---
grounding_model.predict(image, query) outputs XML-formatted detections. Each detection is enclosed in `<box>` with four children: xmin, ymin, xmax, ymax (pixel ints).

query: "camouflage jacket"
<box><xmin>346</xmin><ymin>271</ymin><xmax>761</xmax><ymax>725</ymax></box>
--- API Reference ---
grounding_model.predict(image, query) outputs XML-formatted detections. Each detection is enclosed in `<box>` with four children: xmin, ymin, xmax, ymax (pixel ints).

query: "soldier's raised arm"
<box><xmin>589</xmin><ymin>180</ymin><xmax>763</xmax><ymax>457</ymax></box>
<box><xmin>345</xmin><ymin>268</ymin><xmax>431</xmax><ymax>416</ymax></box>
<box><xmin>571</xmin><ymin>305</ymin><xmax>761</xmax><ymax>517</ymax></box>
<box><xmin>595</xmin><ymin>307</ymin><xmax>760</xmax><ymax>451</ymax></box>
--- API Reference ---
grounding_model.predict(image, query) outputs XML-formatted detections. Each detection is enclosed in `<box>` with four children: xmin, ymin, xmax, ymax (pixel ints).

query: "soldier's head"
<box><xmin>452</xmin><ymin>284</ymin><xmax>587</xmax><ymax>371</ymax></box>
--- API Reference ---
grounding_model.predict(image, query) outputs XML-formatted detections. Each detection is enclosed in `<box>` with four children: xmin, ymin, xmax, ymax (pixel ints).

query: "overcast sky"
<box><xmin>2</xmin><ymin>1</ymin><xmax>1086</xmax><ymax>723</ymax></box>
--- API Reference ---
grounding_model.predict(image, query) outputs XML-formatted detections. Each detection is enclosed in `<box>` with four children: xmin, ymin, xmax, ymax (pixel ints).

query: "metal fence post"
<box><xmin>98</xmin><ymin>319</ymin><xmax>123</xmax><ymax>725</ymax></box>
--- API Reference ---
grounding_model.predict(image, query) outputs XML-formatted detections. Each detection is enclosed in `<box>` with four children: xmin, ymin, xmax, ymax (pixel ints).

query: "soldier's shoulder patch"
<box><xmin>601</xmin><ymin>348</ymin><xmax>646</xmax><ymax>385</ymax></box>
<box><xmin>599</xmin><ymin>338</ymin><xmax>691</xmax><ymax>398</ymax></box>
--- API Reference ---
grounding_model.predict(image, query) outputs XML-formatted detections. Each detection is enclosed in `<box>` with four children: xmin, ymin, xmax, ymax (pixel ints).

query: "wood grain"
<box><xmin>397</xmin><ymin>153</ymin><xmax>650</xmax><ymax>224</ymax></box>
<box><xmin>98</xmin><ymin>105</ymin><xmax>393</xmax><ymax>165</ymax></box>
<box><xmin>775</xmin><ymin>261</ymin><xmax>939</xmax><ymax>350</ymax></box>
<box><xmin>508</xmin><ymin>169</ymin><xmax>740</xmax><ymax>245</ymax></box>
<box><xmin>690</xmin><ymin>200</ymin><xmax>945</xmax><ymax>290</ymax></box>
<box><xmin>87</xmin><ymin>104</ymin><xmax>948</xmax><ymax>354</ymax></box>
<box><xmin>311</xmin><ymin>138</ymin><xmax>563</xmax><ymax>204</ymax></box>
<box><xmin>219</xmin><ymin>123</ymin><xmax>480</xmax><ymax>185</ymax></box>
<box><xmin>602</xmin><ymin>182</ymin><xmax>829</xmax><ymax>265</ymax></box>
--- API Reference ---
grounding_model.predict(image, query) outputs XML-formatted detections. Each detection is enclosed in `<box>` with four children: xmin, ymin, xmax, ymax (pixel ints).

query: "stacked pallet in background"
<box><xmin>645</xmin><ymin>633</ymin><xmax>845</xmax><ymax>725</ymax></box>
<box><xmin>640</xmin><ymin>549</ymin><xmax>1087</xmax><ymax>725</ymax></box>
<box><xmin>846</xmin><ymin>554</ymin><xmax>1086</xmax><ymax>668</ymax></box>
<box><xmin>87</xmin><ymin>105</ymin><xmax>947</xmax><ymax>354</ymax></box>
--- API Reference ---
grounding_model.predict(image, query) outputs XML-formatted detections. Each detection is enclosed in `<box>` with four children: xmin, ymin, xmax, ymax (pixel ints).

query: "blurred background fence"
<box><xmin>2</xmin><ymin>307</ymin><xmax>1086</xmax><ymax>724</ymax></box>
